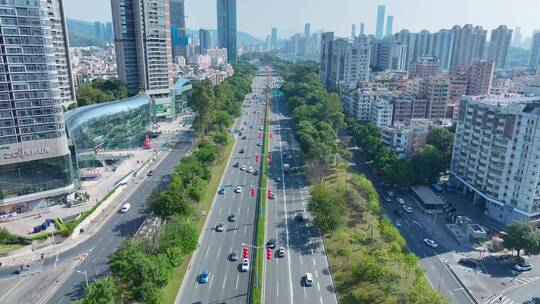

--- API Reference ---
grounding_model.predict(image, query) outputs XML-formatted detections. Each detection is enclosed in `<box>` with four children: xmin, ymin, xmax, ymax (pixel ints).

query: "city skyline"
<box><xmin>65</xmin><ymin>0</ymin><xmax>540</xmax><ymax>40</ymax></box>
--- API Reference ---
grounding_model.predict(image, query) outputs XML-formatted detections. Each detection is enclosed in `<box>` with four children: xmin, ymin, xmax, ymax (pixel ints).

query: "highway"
<box><xmin>263</xmin><ymin>76</ymin><xmax>338</xmax><ymax>304</ymax></box>
<box><xmin>38</xmin><ymin>130</ymin><xmax>195</xmax><ymax>303</ymax></box>
<box><xmin>175</xmin><ymin>69</ymin><xmax>267</xmax><ymax>304</ymax></box>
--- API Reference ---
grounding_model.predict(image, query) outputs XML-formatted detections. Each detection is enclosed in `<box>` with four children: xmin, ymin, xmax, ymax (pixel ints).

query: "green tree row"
<box><xmin>347</xmin><ymin>118</ymin><xmax>454</xmax><ymax>187</ymax></box>
<box><xmin>76</xmin><ymin>60</ymin><xmax>256</xmax><ymax>304</ymax></box>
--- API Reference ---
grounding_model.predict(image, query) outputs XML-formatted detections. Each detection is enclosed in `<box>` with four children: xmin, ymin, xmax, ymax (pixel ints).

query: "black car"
<box><xmin>266</xmin><ymin>239</ymin><xmax>276</xmax><ymax>249</ymax></box>
<box><xmin>275</xmin><ymin>176</ymin><xmax>281</xmax><ymax>183</ymax></box>
<box><xmin>146</xmin><ymin>170</ymin><xmax>154</xmax><ymax>177</ymax></box>
<box><xmin>242</xmin><ymin>135</ymin><xmax>247</xmax><ymax>140</ymax></box>
<box><xmin>296</xmin><ymin>212</ymin><xmax>304</xmax><ymax>222</ymax></box>
<box><xmin>253</xmin><ymin>170</ymin><xmax>259</xmax><ymax>176</ymax></box>
<box><xmin>229</xmin><ymin>252</ymin><xmax>238</xmax><ymax>261</ymax></box>
<box><xmin>459</xmin><ymin>258</ymin><xmax>478</xmax><ymax>268</ymax></box>
<box><xmin>239</xmin><ymin>149</ymin><xmax>245</xmax><ymax>154</ymax></box>
<box><xmin>393</xmin><ymin>209</ymin><xmax>404</xmax><ymax>217</ymax></box>
<box><xmin>233</xmin><ymin>162</ymin><xmax>240</xmax><ymax>168</ymax></box>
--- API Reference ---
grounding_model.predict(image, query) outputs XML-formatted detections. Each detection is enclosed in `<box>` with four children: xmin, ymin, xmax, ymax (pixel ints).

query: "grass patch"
<box><xmin>0</xmin><ymin>243</ymin><xmax>25</xmax><ymax>253</ymax></box>
<box><xmin>160</xmin><ymin>141</ymin><xmax>234</xmax><ymax>304</ymax></box>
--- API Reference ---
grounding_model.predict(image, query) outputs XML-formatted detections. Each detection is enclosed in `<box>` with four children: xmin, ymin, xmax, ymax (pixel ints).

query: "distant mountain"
<box><xmin>66</xmin><ymin>18</ymin><xmax>262</xmax><ymax>48</ymax></box>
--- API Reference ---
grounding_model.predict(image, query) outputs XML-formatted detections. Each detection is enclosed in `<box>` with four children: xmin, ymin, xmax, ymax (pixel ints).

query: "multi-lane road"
<box><xmin>263</xmin><ymin>77</ymin><xmax>338</xmax><ymax>304</ymax></box>
<box><xmin>41</xmin><ymin>131</ymin><xmax>195</xmax><ymax>304</ymax></box>
<box><xmin>176</xmin><ymin>70</ymin><xmax>267</xmax><ymax>304</ymax></box>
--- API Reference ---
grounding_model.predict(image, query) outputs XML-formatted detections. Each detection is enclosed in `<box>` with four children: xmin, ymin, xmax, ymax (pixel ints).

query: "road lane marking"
<box><xmin>218</xmin><ymin>206</ymin><xmax>222</xmax><ymax>215</ymax></box>
<box><xmin>0</xmin><ymin>276</ymin><xmax>26</xmax><ymax>303</ymax></box>
<box><xmin>320</xmin><ymin>297</ymin><xmax>323</xmax><ymax>304</ymax></box>
<box><xmin>235</xmin><ymin>274</ymin><xmax>239</xmax><ymax>289</ymax></box>
<box><xmin>247</xmin><ymin>206</ymin><xmax>250</xmax><ymax>215</ymax></box>
<box><xmin>204</xmin><ymin>247</ymin><xmax>210</xmax><ymax>259</ymax></box>
<box><xmin>244</xmin><ymin>225</ymin><xmax>247</xmax><ymax>235</ymax></box>
<box><xmin>228</xmin><ymin>207</ymin><xmax>231</xmax><ymax>215</ymax></box>
<box><xmin>277</xmin><ymin>280</ymin><xmax>279</xmax><ymax>296</ymax></box>
<box><xmin>217</xmin><ymin>246</ymin><xmax>221</xmax><ymax>258</ymax></box>
<box><xmin>299</xmin><ymin>255</ymin><xmax>303</xmax><ymax>264</ymax></box>
<box><xmin>304</xmin><ymin>286</ymin><xmax>307</xmax><ymax>297</ymax></box>
<box><xmin>209</xmin><ymin>274</ymin><xmax>214</xmax><ymax>288</ymax></box>
<box><xmin>313</xmin><ymin>258</ymin><xmax>316</xmax><ymax>266</ymax></box>
<box><xmin>222</xmin><ymin>273</ymin><xmax>228</xmax><ymax>289</ymax></box>
<box><xmin>317</xmin><ymin>282</ymin><xmax>320</xmax><ymax>291</ymax></box>
<box><xmin>315</xmin><ymin>270</ymin><xmax>318</xmax><ymax>278</ymax></box>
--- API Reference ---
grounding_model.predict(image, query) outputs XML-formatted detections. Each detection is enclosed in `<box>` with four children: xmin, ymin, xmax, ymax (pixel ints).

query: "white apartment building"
<box><xmin>450</xmin><ymin>94</ymin><xmax>540</xmax><ymax>224</ymax></box>
<box><xmin>206</xmin><ymin>48</ymin><xmax>228</xmax><ymax>67</ymax></box>
<box><xmin>341</xmin><ymin>89</ymin><xmax>375</xmax><ymax>122</ymax></box>
<box><xmin>370</xmin><ymin>96</ymin><xmax>394</xmax><ymax>127</ymax></box>
<box><xmin>188</xmin><ymin>54</ymin><xmax>212</xmax><ymax>70</ymax></box>
<box><xmin>381</xmin><ymin>119</ymin><xmax>430</xmax><ymax>156</ymax></box>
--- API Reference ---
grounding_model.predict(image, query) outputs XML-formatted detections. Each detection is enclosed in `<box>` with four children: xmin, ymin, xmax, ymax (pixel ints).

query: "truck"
<box><xmin>283</xmin><ymin>163</ymin><xmax>290</xmax><ymax>174</ymax></box>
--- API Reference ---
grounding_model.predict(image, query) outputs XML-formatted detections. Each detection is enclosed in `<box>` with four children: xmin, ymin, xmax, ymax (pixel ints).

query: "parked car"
<box><xmin>396</xmin><ymin>197</ymin><xmax>405</xmax><ymax>205</ymax></box>
<box><xmin>382</xmin><ymin>194</ymin><xmax>392</xmax><ymax>202</ymax></box>
<box><xmin>393</xmin><ymin>209</ymin><xmax>404</xmax><ymax>217</ymax></box>
<box><xmin>459</xmin><ymin>258</ymin><xmax>478</xmax><ymax>268</ymax></box>
<box><xmin>514</xmin><ymin>261</ymin><xmax>533</xmax><ymax>272</ymax></box>
<box><xmin>423</xmin><ymin>238</ymin><xmax>438</xmax><ymax>248</ymax></box>
<box><xmin>402</xmin><ymin>205</ymin><xmax>413</xmax><ymax>213</ymax></box>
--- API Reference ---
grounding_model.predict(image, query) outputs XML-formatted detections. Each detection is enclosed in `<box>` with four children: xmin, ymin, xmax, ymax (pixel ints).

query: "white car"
<box><xmin>304</xmin><ymin>272</ymin><xmax>313</xmax><ymax>286</ymax></box>
<box><xmin>241</xmin><ymin>258</ymin><xmax>250</xmax><ymax>272</ymax></box>
<box><xmin>514</xmin><ymin>261</ymin><xmax>533</xmax><ymax>272</ymax></box>
<box><xmin>248</xmin><ymin>166</ymin><xmax>253</xmax><ymax>173</ymax></box>
<box><xmin>235</xmin><ymin>186</ymin><xmax>242</xmax><ymax>193</ymax></box>
<box><xmin>402</xmin><ymin>205</ymin><xmax>413</xmax><ymax>213</ymax></box>
<box><xmin>259</xmin><ymin>126</ymin><xmax>264</xmax><ymax>131</ymax></box>
<box><xmin>241</xmin><ymin>165</ymin><xmax>246</xmax><ymax>171</ymax></box>
<box><xmin>396</xmin><ymin>197</ymin><xmax>405</xmax><ymax>205</ymax></box>
<box><xmin>119</xmin><ymin>203</ymin><xmax>131</xmax><ymax>213</ymax></box>
<box><xmin>423</xmin><ymin>238</ymin><xmax>438</xmax><ymax>248</ymax></box>
<box><xmin>395</xmin><ymin>220</ymin><xmax>402</xmax><ymax>227</ymax></box>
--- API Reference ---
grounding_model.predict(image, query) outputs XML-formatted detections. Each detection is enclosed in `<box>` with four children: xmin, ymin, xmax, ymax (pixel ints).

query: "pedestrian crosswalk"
<box><xmin>515</xmin><ymin>276</ymin><xmax>539</xmax><ymax>285</ymax></box>
<box><xmin>497</xmin><ymin>296</ymin><xmax>516</xmax><ymax>304</ymax></box>
<box><xmin>487</xmin><ymin>276</ymin><xmax>539</xmax><ymax>304</ymax></box>
<box><xmin>20</xmin><ymin>260</ymin><xmax>44</xmax><ymax>276</ymax></box>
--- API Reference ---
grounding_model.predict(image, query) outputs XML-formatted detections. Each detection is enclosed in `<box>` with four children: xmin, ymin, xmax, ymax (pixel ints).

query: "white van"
<box><xmin>119</xmin><ymin>203</ymin><xmax>131</xmax><ymax>213</ymax></box>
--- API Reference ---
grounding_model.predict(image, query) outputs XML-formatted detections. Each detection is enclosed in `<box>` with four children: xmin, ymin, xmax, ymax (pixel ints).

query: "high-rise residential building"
<box><xmin>371</xmin><ymin>97</ymin><xmax>394</xmax><ymax>127</ymax></box>
<box><xmin>47</xmin><ymin>0</ymin><xmax>76</xmax><ymax>105</ymax></box>
<box><xmin>319</xmin><ymin>32</ymin><xmax>335</xmax><ymax>88</ymax></box>
<box><xmin>386</xmin><ymin>16</ymin><xmax>393</xmax><ymax>37</ymax></box>
<box><xmin>431</xmin><ymin>29</ymin><xmax>454</xmax><ymax>70</ymax></box>
<box><xmin>199</xmin><ymin>29</ymin><xmax>212</xmax><ymax>53</ymax></box>
<box><xmin>94</xmin><ymin>21</ymin><xmax>102</xmax><ymax>40</ymax></box>
<box><xmin>390</xmin><ymin>42</ymin><xmax>407</xmax><ymax>71</ymax></box>
<box><xmin>451</xmin><ymin>95</ymin><xmax>540</xmax><ymax>224</ymax></box>
<box><xmin>413</xmin><ymin>29</ymin><xmax>431</xmax><ymax>61</ymax></box>
<box><xmin>394</xmin><ymin>29</ymin><xmax>417</xmax><ymax>70</ymax></box>
<box><xmin>0</xmin><ymin>0</ymin><xmax>75</xmax><ymax>213</ymax></box>
<box><xmin>512</xmin><ymin>26</ymin><xmax>522</xmax><ymax>47</ymax></box>
<box><xmin>375</xmin><ymin>5</ymin><xmax>385</xmax><ymax>39</ymax></box>
<box><xmin>488</xmin><ymin>25</ymin><xmax>512</xmax><ymax>69</ymax></box>
<box><xmin>304</xmin><ymin>23</ymin><xmax>311</xmax><ymax>38</ymax></box>
<box><xmin>170</xmin><ymin>0</ymin><xmax>188</xmax><ymax>60</ymax></box>
<box><xmin>217</xmin><ymin>0</ymin><xmax>237</xmax><ymax>63</ymax></box>
<box><xmin>410</xmin><ymin>56</ymin><xmax>441</xmax><ymax>79</ymax></box>
<box><xmin>351</xmin><ymin>24</ymin><xmax>356</xmax><ymax>38</ymax></box>
<box><xmin>420</xmin><ymin>75</ymin><xmax>450</xmax><ymax>119</ymax></box>
<box><xmin>271</xmin><ymin>27</ymin><xmax>278</xmax><ymax>48</ymax></box>
<box><xmin>105</xmin><ymin>22</ymin><xmax>113</xmax><ymax>43</ymax></box>
<box><xmin>536</xmin><ymin>65</ymin><xmax>540</xmax><ymax>86</ymax></box>
<box><xmin>112</xmin><ymin>0</ymin><xmax>174</xmax><ymax>98</ymax></box>
<box><xmin>467</xmin><ymin>60</ymin><xmax>495</xmax><ymax>95</ymax></box>
<box><xmin>450</xmin><ymin>24</ymin><xmax>487</xmax><ymax>68</ymax></box>
<box><xmin>529</xmin><ymin>32</ymin><xmax>540</xmax><ymax>68</ymax></box>
<box><xmin>359</xmin><ymin>22</ymin><xmax>365</xmax><ymax>36</ymax></box>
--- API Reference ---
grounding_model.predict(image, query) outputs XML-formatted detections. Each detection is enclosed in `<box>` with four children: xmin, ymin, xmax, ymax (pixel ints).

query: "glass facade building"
<box><xmin>0</xmin><ymin>0</ymin><xmax>74</xmax><ymax>213</ymax></box>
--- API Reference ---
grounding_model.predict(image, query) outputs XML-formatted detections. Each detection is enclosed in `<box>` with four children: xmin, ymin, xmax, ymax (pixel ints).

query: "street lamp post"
<box><xmin>77</xmin><ymin>270</ymin><xmax>88</xmax><ymax>287</ymax></box>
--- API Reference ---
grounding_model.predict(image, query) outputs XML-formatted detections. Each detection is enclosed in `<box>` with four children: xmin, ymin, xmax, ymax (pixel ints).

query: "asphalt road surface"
<box><xmin>40</xmin><ymin>130</ymin><xmax>195</xmax><ymax>303</ymax></box>
<box><xmin>176</xmin><ymin>70</ymin><xmax>267</xmax><ymax>304</ymax></box>
<box><xmin>262</xmin><ymin>78</ymin><xmax>338</xmax><ymax>304</ymax></box>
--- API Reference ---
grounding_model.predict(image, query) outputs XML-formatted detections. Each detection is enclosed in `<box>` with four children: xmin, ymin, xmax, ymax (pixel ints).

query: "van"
<box><xmin>119</xmin><ymin>203</ymin><xmax>131</xmax><ymax>213</ymax></box>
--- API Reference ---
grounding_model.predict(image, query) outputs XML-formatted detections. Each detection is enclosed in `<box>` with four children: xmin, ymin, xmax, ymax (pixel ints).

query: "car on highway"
<box><xmin>259</xmin><ymin>126</ymin><xmax>264</xmax><ymax>131</ymax></box>
<box><xmin>119</xmin><ymin>203</ymin><xmax>131</xmax><ymax>213</ymax></box>
<box><xmin>257</xmin><ymin>142</ymin><xmax>262</xmax><ymax>146</ymax></box>
<box><xmin>268</xmin><ymin>192</ymin><xmax>275</xmax><ymax>199</ymax></box>
<box><xmin>229</xmin><ymin>252</ymin><xmax>238</xmax><ymax>261</ymax></box>
<box><xmin>296</xmin><ymin>212</ymin><xmax>304</xmax><ymax>222</ymax></box>
<box><xmin>402</xmin><ymin>205</ymin><xmax>413</xmax><ymax>213</ymax></box>
<box><xmin>218</xmin><ymin>187</ymin><xmax>225</xmax><ymax>194</ymax></box>
<box><xmin>277</xmin><ymin>247</ymin><xmax>285</xmax><ymax>258</ymax></box>
<box><xmin>241</xmin><ymin>135</ymin><xmax>247</xmax><ymax>140</ymax></box>
<box><xmin>146</xmin><ymin>170</ymin><xmax>154</xmax><ymax>177</ymax></box>
<box><xmin>303</xmin><ymin>273</ymin><xmax>313</xmax><ymax>287</ymax></box>
<box><xmin>228</xmin><ymin>214</ymin><xmax>237</xmax><ymax>222</ymax></box>
<box><xmin>266</xmin><ymin>239</ymin><xmax>276</xmax><ymax>248</ymax></box>
<box><xmin>248</xmin><ymin>166</ymin><xmax>253</xmax><ymax>173</ymax></box>
<box><xmin>235</xmin><ymin>186</ymin><xmax>242</xmax><ymax>193</ymax></box>
<box><xmin>274</xmin><ymin>176</ymin><xmax>281</xmax><ymax>183</ymax></box>
<box><xmin>396</xmin><ymin>197</ymin><xmax>405</xmax><ymax>205</ymax></box>
<box><xmin>514</xmin><ymin>261</ymin><xmax>533</xmax><ymax>272</ymax></box>
<box><xmin>198</xmin><ymin>269</ymin><xmax>210</xmax><ymax>283</ymax></box>
<box><xmin>459</xmin><ymin>258</ymin><xmax>478</xmax><ymax>268</ymax></box>
<box><xmin>239</xmin><ymin>148</ymin><xmax>245</xmax><ymax>154</ymax></box>
<box><xmin>423</xmin><ymin>238</ymin><xmax>438</xmax><ymax>248</ymax></box>
<box><xmin>253</xmin><ymin>170</ymin><xmax>258</xmax><ymax>176</ymax></box>
<box><xmin>241</xmin><ymin>258</ymin><xmax>250</xmax><ymax>272</ymax></box>
<box><xmin>234</xmin><ymin>162</ymin><xmax>240</xmax><ymax>168</ymax></box>
<box><xmin>241</xmin><ymin>165</ymin><xmax>246</xmax><ymax>171</ymax></box>
<box><xmin>216</xmin><ymin>223</ymin><xmax>225</xmax><ymax>232</ymax></box>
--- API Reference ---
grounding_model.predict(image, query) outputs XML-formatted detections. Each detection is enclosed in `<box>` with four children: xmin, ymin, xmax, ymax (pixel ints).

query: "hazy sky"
<box><xmin>65</xmin><ymin>0</ymin><xmax>540</xmax><ymax>39</ymax></box>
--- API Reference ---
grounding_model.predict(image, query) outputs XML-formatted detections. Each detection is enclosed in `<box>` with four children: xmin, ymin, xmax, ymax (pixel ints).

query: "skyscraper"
<box><xmin>94</xmin><ymin>21</ymin><xmax>103</xmax><ymax>40</ymax></box>
<box><xmin>512</xmin><ymin>26</ymin><xmax>522</xmax><ymax>47</ymax></box>
<box><xmin>271</xmin><ymin>27</ymin><xmax>278</xmax><ymax>48</ymax></box>
<box><xmin>431</xmin><ymin>29</ymin><xmax>454</xmax><ymax>70</ymax></box>
<box><xmin>319</xmin><ymin>32</ymin><xmax>335</xmax><ymax>87</ymax></box>
<box><xmin>170</xmin><ymin>0</ymin><xmax>188</xmax><ymax>60</ymax></box>
<box><xmin>112</xmin><ymin>0</ymin><xmax>174</xmax><ymax>97</ymax></box>
<box><xmin>488</xmin><ymin>25</ymin><xmax>512</xmax><ymax>68</ymax></box>
<box><xmin>48</xmin><ymin>0</ymin><xmax>76</xmax><ymax>104</ymax></box>
<box><xmin>0</xmin><ymin>0</ymin><xmax>75</xmax><ymax>212</ymax></box>
<box><xmin>375</xmin><ymin>5</ymin><xmax>385</xmax><ymax>39</ymax></box>
<box><xmin>304</xmin><ymin>23</ymin><xmax>311</xmax><ymax>38</ymax></box>
<box><xmin>420</xmin><ymin>75</ymin><xmax>451</xmax><ymax>119</ymax></box>
<box><xmin>450</xmin><ymin>24</ymin><xmax>487</xmax><ymax>68</ymax></box>
<box><xmin>199</xmin><ymin>29</ymin><xmax>211</xmax><ymax>53</ymax></box>
<box><xmin>467</xmin><ymin>60</ymin><xmax>495</xmax><ymax>95</ymax></box>
<box><xmin>217</xmin><ymin>0</ymin><xmax>237</xmax><ymax>62</ymax></box>
<box><xmin>351</xmin><ymin>24</ymin><xmax>356</xmax><ymax>38</ymax></box>
<box><xmin>359</xmin><ymin>22</ymin><xmax>365</xmax><ymax>36</ymax></box>
<box><xmin>105</xmin><ymin>22</ymin><xmax>113</xmax><ymax>43</ymax></box>
<box><xmin>529</xmin><ymin>32</ymin><xmax>540</xmax><ymax>68</ymax></box>
<box><xmin>386</xmin><ymin>16</ymin><xmax>393</xmax><ymax>37</ymax></box>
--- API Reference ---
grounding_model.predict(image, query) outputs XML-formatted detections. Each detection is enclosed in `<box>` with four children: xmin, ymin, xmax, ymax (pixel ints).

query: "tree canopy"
<box><xmin>75</xmin><ymin>78</ymin><xmax>128</xmax><ymax>108</ymax></box>
<box><xmin>503</xmin><ymin>221</ymin><xmax>540</xmax><ymax>258</ymax></box>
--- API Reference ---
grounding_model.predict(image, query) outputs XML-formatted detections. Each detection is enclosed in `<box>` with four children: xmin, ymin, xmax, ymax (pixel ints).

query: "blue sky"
<box><xmin>65</xmin><ymin>0</ymin><xmax>540</xmax><ymax>39</ymax></box>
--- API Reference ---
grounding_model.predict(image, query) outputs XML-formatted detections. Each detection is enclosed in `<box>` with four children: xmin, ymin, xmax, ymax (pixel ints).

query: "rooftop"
<box><xmin>410</xmin><ymin>185</ymin><xmax>446</xmax><ymax>205</ymax></box>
